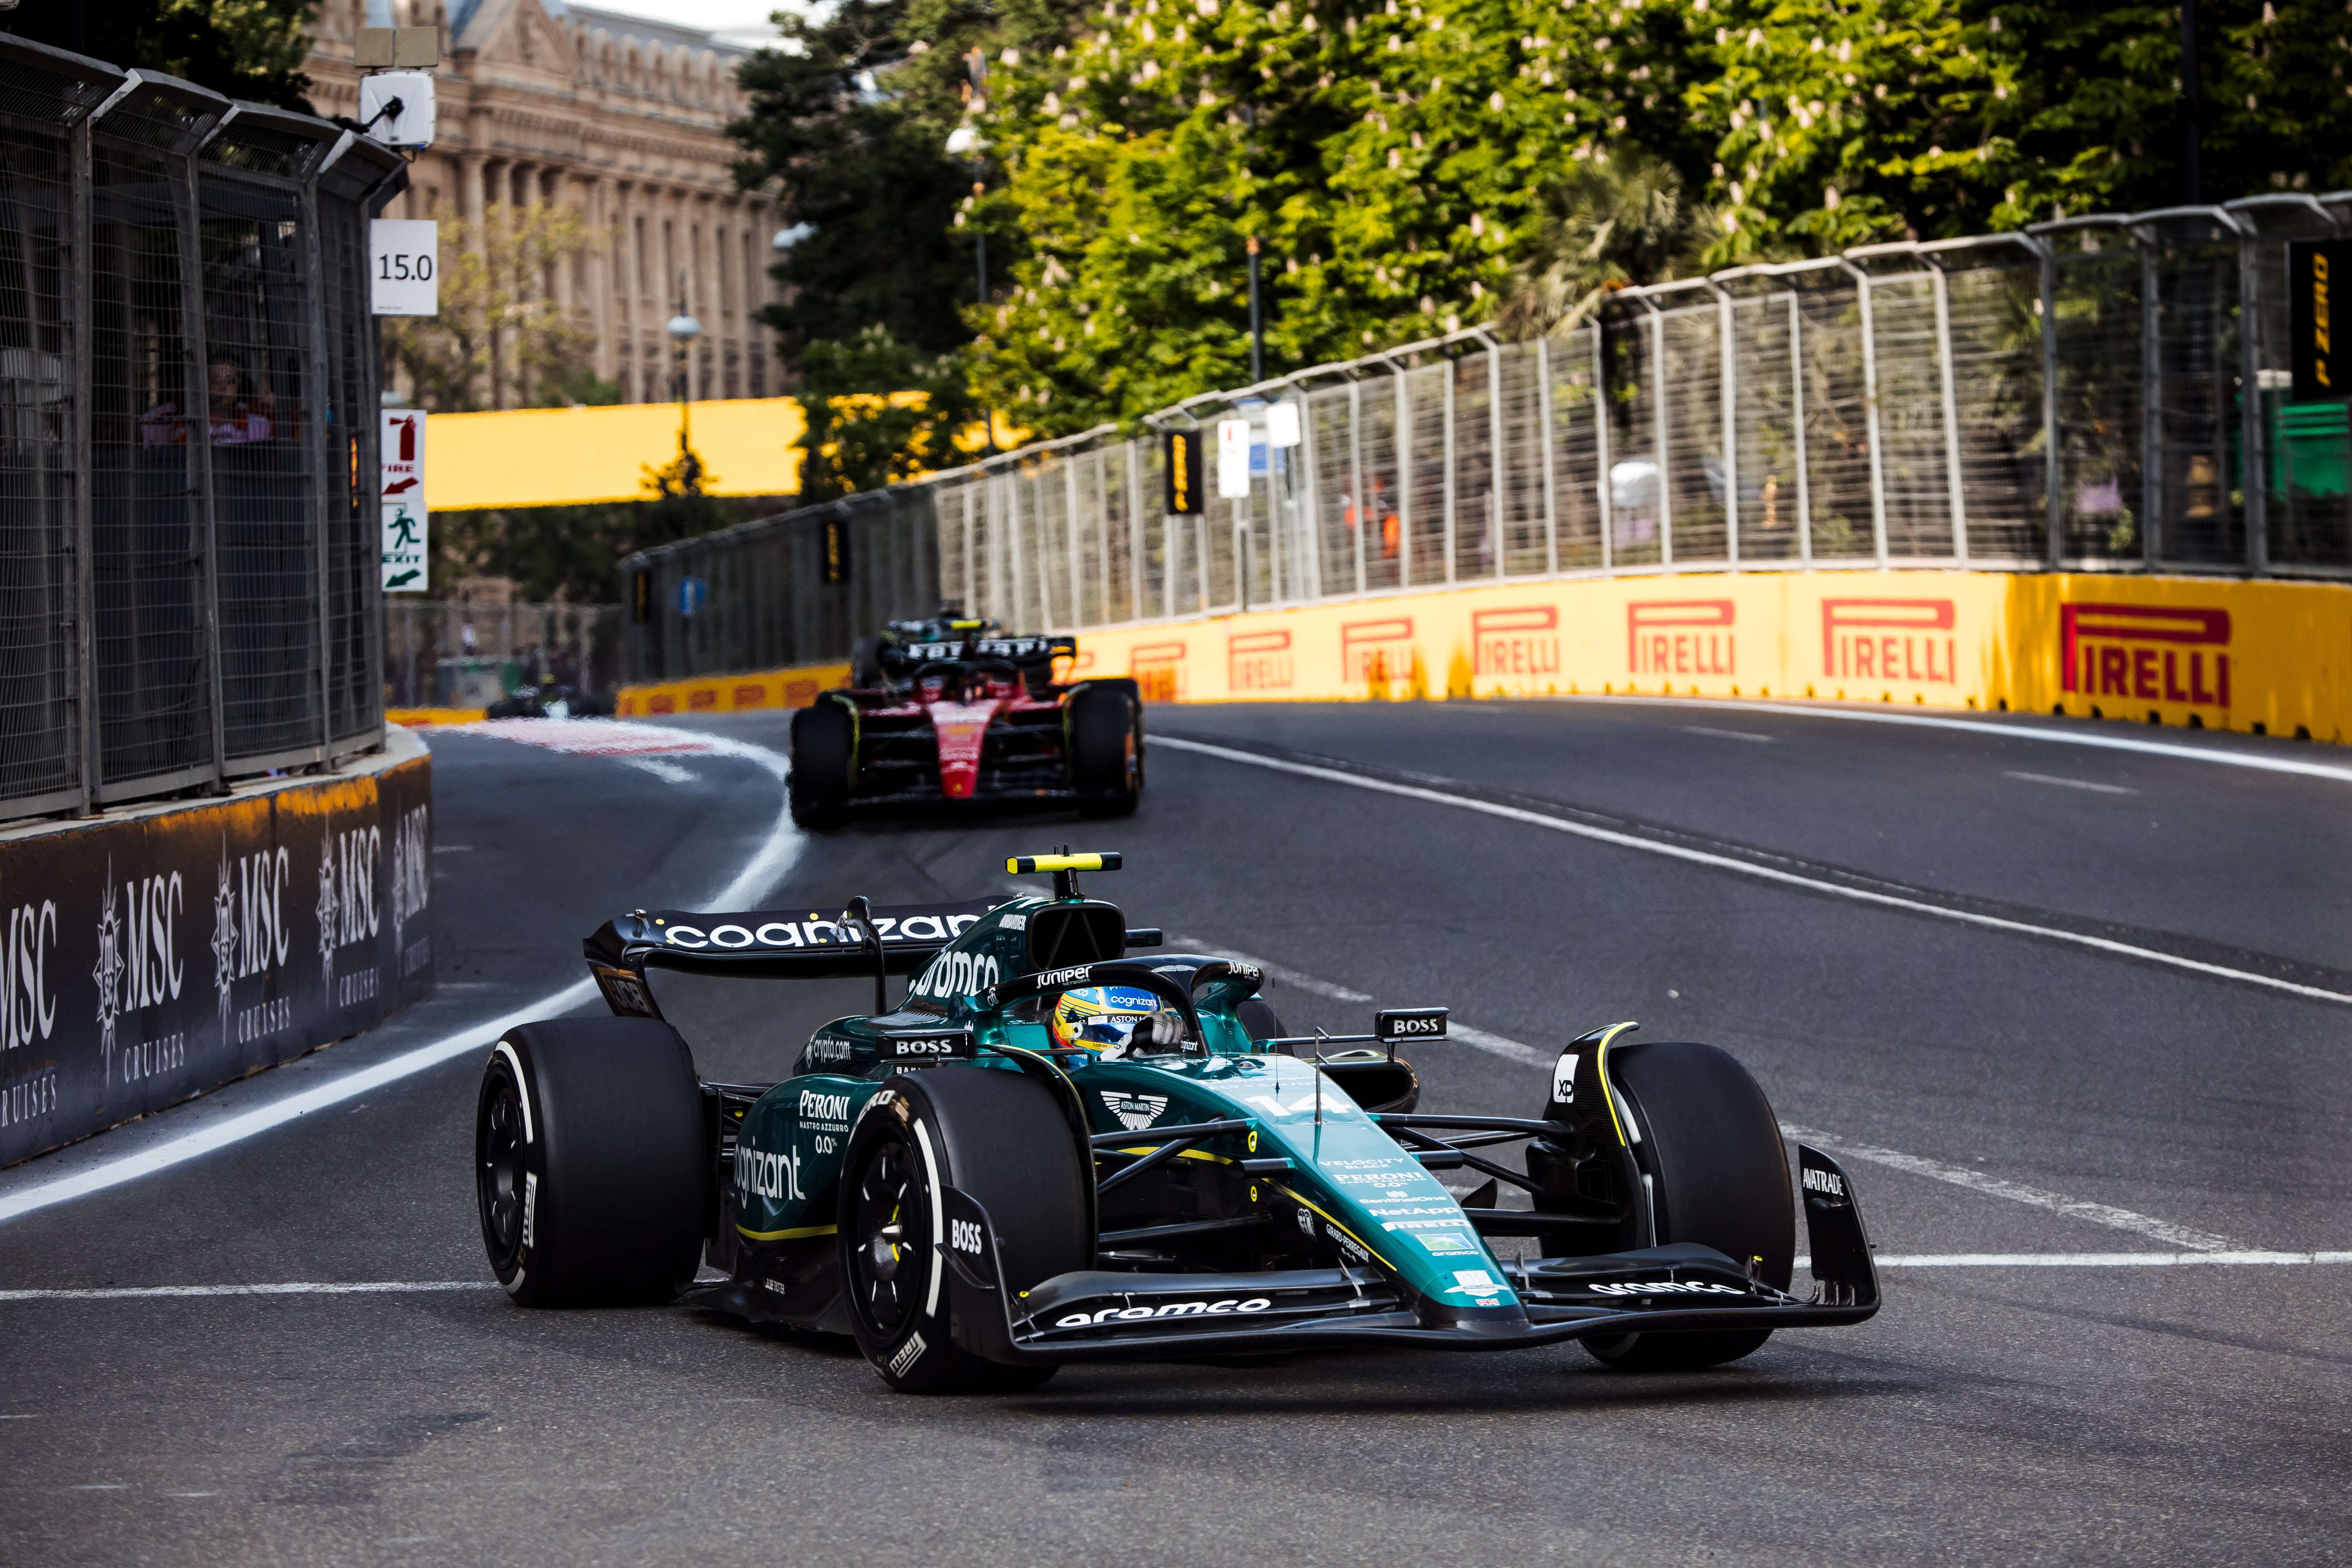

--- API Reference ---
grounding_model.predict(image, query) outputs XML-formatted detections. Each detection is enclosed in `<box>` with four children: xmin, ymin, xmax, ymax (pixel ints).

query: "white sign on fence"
<box><xmin>381</xmin><ymin>409</ymin><xmax>424</xmax><ymax>500</ymax></box>
<box><xmin>370</xmin><ymin>219</ymin><xmax>439</xmax><ymax>316</ymax></box>
<box><xmin>382</xmin><ymin>500</ymin><xmax>427</xmax><ymax>592</ymax></box>
<box><xmin>1266</xmin><ymin>400</ymin><xmax>1301</xmax><ymax>449</ymax></box>
<box><xmin>1217</xmin><ymin>418</ymin><xmax>1252</xmax><ymax>499</ymax></box>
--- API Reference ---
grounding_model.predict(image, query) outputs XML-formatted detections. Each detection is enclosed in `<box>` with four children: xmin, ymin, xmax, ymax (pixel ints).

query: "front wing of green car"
<box><xmin>932</xmin><ymin>1140</ymin><xmax>1877</xmax><ymax>1363</ymax></box>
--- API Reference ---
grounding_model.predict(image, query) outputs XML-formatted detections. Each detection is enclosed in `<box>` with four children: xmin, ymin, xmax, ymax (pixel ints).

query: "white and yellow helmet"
<box><xmin>1049</xmin><ymin>986</ymin><xmax>1179</xmax><ymax>1057</ymax></box>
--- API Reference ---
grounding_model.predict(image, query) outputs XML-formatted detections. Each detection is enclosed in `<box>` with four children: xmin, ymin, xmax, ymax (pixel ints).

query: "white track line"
<box><xmin>0</xmin><ymin>1281</ymin><xmax>497</xmax><ymax>1301</ymax></box>
<box><xmin>0</xmin><ymin>725</ymin><xmax>804</xmax><ymax>1227</ymax></box>
<box><xmin>1155</xmin><ymin>735</ymin><xmax>2352</xmax><ymax>1009</ymax></box>
<box><xmin>1181</xmin><ymin>934</ymin><xmax>2253</xmax><ymax>1255</ymax></box>
<box><xmin>2005</xmin><ymin>770</ymin><xmax>2136</xmax><ymax>794</ymax></box>
<box><xmin>1560</xmin><ymin>695</ymin><xmax>2352</xmax><ymax>785</ymax></box>
<box><xmin>1775</xmin><ymin>1122</ymin><xmax>2236</xmax><ymax>1252</ymax></box>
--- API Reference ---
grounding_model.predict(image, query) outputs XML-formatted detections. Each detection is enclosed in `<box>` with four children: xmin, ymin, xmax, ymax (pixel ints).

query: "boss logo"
<box><xmin>884</xmin><ymin>1030</ymin><xmax>974</xmax><ymax>1062</ymax></box>
<box><xmin>950</xmin><ymin>1218</ymin><xmax>983</xmax><ymax>1254</ymax></box>
<box><xmin>1376</xmin><ymin>1008</ymin><xmax>1449</xmax><ymax>1041</ymax></box>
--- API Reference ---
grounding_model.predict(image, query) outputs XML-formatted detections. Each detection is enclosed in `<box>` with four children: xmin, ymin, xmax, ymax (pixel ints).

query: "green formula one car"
<box><xmin>474</xmin><ymin>853</ymin><xmax>1879</xmax><ymax>1391</ymax></box>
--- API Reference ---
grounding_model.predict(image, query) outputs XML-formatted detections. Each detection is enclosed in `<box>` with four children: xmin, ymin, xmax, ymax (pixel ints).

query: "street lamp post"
<box><xmin>666</xmin><ymin>269</ymin><xmax>702</xmax><ymax>457</ymax></box>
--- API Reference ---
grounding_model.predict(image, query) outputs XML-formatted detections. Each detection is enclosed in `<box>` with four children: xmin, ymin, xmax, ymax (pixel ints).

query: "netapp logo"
<box><xmin>1055</xmin><ymin>1297</ymin><xmax>1272</xmax><ymax>1328</ymax></box>
<box><xmin>1803</xmin><ymin>1167</ymin><xmax>1846</xmax><ymax>1198</ymax></box>
<box><xmin>799</xmin><ymin>1090</ymin><xmax>853</xmax><ymax>1123</ymax></box>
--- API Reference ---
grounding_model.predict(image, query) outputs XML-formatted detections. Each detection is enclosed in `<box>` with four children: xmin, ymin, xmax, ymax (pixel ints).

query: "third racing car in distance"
<box><xmin>474</xmin><ymin>852</ymin><xmax>1881</xmax><ymax>1392</ymax></box>
<box><xmin>786</xmin><ymin>609</ymin><xmax>1144</xmax><ymax>828</ymax></box>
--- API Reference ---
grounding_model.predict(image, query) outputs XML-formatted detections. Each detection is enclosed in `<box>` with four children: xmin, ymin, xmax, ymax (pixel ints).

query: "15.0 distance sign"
<box><xmin>371</xmin><ymin>219</ymin><xmax>439</xmax><ymax>316</ymax></box>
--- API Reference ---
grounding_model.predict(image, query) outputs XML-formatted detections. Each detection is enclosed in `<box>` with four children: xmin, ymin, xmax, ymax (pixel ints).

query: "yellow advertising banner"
<box><xmin>424</xmin><ymin>398</ymin><xmax>809</xmax><ymax>512</ymax></box>
<box><xmin>610</xmin><ymin>572</ymin><xmax>2352</xmax><ymax>744</ymax></box>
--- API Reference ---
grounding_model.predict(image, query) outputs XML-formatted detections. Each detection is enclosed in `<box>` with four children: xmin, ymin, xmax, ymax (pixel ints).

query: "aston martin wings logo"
<box><xmin>1102</xmin><ymin>1092</ymin><xmax>1168</xmax><ymax>1131</ymax></box>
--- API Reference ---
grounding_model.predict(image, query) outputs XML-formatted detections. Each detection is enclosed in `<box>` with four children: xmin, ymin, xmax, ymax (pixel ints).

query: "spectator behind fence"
<box><xmin>141</xmin><ymin>355</ymin><xmax>275</xmax><ymax>447</ymax></box>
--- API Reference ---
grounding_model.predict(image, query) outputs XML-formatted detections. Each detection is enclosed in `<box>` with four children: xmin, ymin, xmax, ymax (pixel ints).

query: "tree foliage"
<box><xmin>797</xmin><ymin>326</ymin><xmax>984</xmax><ymax>502</ymax></box>
<box><xmin>5</xmin><ymin>0</ymin><xmax>317</xmax><ymax>111</ymax></box>
<box><xmin>381</xmin><ymin>201</ymin><xmax>601</xmax><ymax>413</ymax></box>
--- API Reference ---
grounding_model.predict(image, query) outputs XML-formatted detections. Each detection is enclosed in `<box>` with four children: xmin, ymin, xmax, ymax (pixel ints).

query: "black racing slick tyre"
<box><xmin>476</xmin><ymin>1018</ymin><xmax>707</xmax><ymax>1307</ymax></box>
<box><xmin>1069</xmin><ymin>685</ymin><xmax>1142</xmax><ymax>817</ymax></box>
<box><xmin>839</xmin><ymin>1067</ymin><xmax>1090</xmax><ymax>1394</ymax></box>
<box><xmin>1581</xmin><ymin>1041</ymin><xmax>1795</xmax><ymax>1373</ymax></box>
<box><xmin>789</xmin><ymin>699</ymin><xmax>854</xmax><ymax>828</ymax></box>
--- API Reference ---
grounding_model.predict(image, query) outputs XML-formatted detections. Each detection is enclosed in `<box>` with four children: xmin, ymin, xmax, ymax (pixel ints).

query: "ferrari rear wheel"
<box><xmin>789</xmin><ymin>699</ymin><xmax>854</xmax><ymax>828</ymax></box>
<box><xmin>1580</xmin><ymin>1040</ymin><xmax>1794</xmax><ymax>1373</ymax></box>
<box><xmin>1070</xmin><ymin>686</ymin><xmax>1142</xmax><ymax>817</ymax></box>
<box><xmin>838</xmin><ymin>1069</ymin><xmax>1090</xmax><ymax>1394</ymax></box>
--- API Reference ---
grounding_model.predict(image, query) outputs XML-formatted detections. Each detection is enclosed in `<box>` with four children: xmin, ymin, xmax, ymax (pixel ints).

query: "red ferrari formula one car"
<box><xmin>787</xmin><ymin>612</ymin><xmax>1144</xmax><ymax>828</ymax></box>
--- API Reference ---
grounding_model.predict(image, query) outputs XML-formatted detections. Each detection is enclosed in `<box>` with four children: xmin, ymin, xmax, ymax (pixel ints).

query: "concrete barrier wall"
<box><xmin>612</xmin><ymin>571</ymin><xmax>2352</xmax><ymax>743</ymax></box>
<box><xmin>0</xmin><ymin>731</ymin><xmax>433</xmax><ymax>1165</ymax></box>
<box><xmin>616</xmin><ymin>664</ymin><xmax>853</xmax><ymax>719</ymax></box>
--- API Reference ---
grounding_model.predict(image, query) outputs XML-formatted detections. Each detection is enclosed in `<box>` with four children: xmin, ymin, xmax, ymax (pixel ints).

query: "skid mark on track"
<box><xmin>1155</xmin><ymin>735</ymin><xmax>2352</xmax><ymax>1010</ymax></box>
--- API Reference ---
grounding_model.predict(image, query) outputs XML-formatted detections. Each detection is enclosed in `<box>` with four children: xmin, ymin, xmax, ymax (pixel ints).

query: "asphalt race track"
<box><xmin>5</xmin><ymin>697</ymin><xmax>2349</xmax><ymax>1565</ymax></box>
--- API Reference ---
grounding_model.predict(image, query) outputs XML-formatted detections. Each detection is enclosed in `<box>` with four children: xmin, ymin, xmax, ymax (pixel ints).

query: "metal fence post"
<box><xmin>1487</xmin><ymin>340</ymin><xmax>1503</xmax><ymax>578</ymax></box>
<box><xmin>1593</xmin><ymin>324</ymin><xmax>1613</xmax><ymax>572</ymax></box>
<box><xmin>1929</xmin><ymin>262</ymin><xmax>1969</xmax><ymax>562</ymax></box>
<box><xmin>2240</xmin><ymin>223</ymin><xmax>2269</xmax><ymax>572</ymax></box>
<box><xmin>300</xmin><ymin>150</ymin><xmax>335</xmax><ymax>757</ymax></box>
<box><xmin>1394</xmin><ymin>363</ymin><xmax>1412</xmax><ymax>589</ymax></box>
<box><xmin>1842</xmin><ymin>260</ymin><xmax>1890</xmax><ymax>567</ymax></box>
<box><xmin>68</xmin><ymin>113</ymin><xmax>99</xmax><ymax>812</ymax></box>
<box><xmin>2140</xmin><ymin>235</ymin><xmax>2163</xmax><ymax>565</ymax></box>
<box><xmin>1789</xmin><ymin>289</ymin><xmax>1813</xmax><ymax>567</ymax></box>
<box><xmin>1647</xmin><ymin>301</ymin><xmax>1672</xmax><ymax>566</ymax></box>
<box><xmin>182</xmin><ymin>114</ymin><xmax>229</xmax><ymax>789</ymax></box>
<box><xmin>1350</xmin><ymin>380</ymin><xmax>1366</xmax><ymax>597</ymax></box>
<box><xmin>1711</xmin><ymin>282</ymin><xmax>1739</xmax><ymax>567</ymax></box>
<box><xmin>1441</xmin><ymin>360</ymin><xmax>1456</xmax><ymax>584</ymax></box>
<box><xmin>1537</xmin><ymin>336</ymin><xmax>1558</xmax><ymax>575</ymax></box>
<box><xmin>2041</xmin><ymin>242</ymin><xmax>2064</xmax><ymax>567</ymax></box>
<box><xmin>1125</xmin><ymin>443</ymin><xmax>1144</xmax><ymax>621</ymax></box>
<box><xmin>1064</xmin><ymin>458</ymin><xmax>1082</xmax><ymax>630</ymax></box>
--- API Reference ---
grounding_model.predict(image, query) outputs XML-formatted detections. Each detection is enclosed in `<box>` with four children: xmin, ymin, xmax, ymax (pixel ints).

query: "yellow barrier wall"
<box><xmin>616</xmin><ymin>663</ymin><xmax>853</xmax><ymax>718</ymax></box>
<box><xmin>424</xmin><ymin>398</ymin><xmax>808</xmax><ymax>511</ymax></box>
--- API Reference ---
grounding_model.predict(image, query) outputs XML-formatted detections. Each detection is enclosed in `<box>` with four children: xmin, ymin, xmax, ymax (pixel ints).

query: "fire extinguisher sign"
<box><xmin>380</xmin><ymin>409</ymin><xmax>428</xmax><ymax>592</ymax></box>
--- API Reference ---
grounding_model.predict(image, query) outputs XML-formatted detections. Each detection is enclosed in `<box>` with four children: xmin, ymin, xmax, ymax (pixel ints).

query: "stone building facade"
<box><xmin>306</xmin><ymin>0</ymin><xmax>779</xmax><ymax>407</ymax></box>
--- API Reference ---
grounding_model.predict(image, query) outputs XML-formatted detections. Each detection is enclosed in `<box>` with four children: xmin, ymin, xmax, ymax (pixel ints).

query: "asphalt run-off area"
<box><xmin>3</xmin><ymin>698</ymin><xmax>2347</xmax><ymax>1564</ymax></box>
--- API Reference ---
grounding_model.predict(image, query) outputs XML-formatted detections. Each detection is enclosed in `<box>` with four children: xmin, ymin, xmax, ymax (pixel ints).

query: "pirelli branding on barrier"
<box><xmin>636</xmin><ymin>570</ymin><xmax>2350</xmax><ymax>744</ymax></box>
<box><xmin>617</xmin><ymin>662</ymin><xmax>850</xmax><ymax>717</ymax></box>
<box><xmin>1629</xmin><ymin>600</ymin><xmax>1735</xmax><ymax>679</ymax></box>
<box><xmin>0</xmin><ymin>747</ymin><xmax>433</xmax><ymax>1165</ymax></box>
<box><xmin>1823</xmin><ymin>599</ymin><xmax>1960</xmax><ymax>686</ymax></box>
<box><xmin>2059</xmin><ymin>602</ymin><xmax>2233</xmax><ymax>712</ymax></box>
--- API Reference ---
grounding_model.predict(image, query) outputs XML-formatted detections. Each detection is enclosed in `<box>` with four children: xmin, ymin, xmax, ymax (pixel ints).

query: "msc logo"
<box><xmin>1473</xmin><ymin>606</ymin><xmax>1559</xmax><ymax>678</ymax></box>
<box><xmin>1628</xmin><ymin>600</ymin><xmax>1734</xmax><ymax>678</ymax></box>
<box><xmin>1228</xmin><ymin>631</ymin><xmax>1293</xmax><ymax>691</ymax></box>
<box><xmin>1822</xmin><ymin>599</ymin><xmax>1958</xmax><ymax>685</ymax></box>
<box><xmin>2060</xmin><ymin>603</ymin><xmax>2232</xmax><ymax>708</ymax></box>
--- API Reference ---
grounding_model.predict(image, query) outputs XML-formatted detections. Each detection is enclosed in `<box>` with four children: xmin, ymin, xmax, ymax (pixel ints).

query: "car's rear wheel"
<box><xmin>476</xmin><ymin>1018</ymin><xmax>706</xmax><ymax>1307</ymax></box>
<box><xmin>1070</xmin><ymin>685</ymin><xmax>1142</xmax><ymax>817</ymax></box>
<box><xmin>1579</xmin><ymin>1040</ymin><xmax>1793</xmax><ymax>1372</ymax></box>
<box><xmin>839</xmin><ymin>1067</ymin><xmax>1090</xmax><ymax>1393</ymax></box>
<box><xmin>789</xmin><ymin>698</ymin><xmax>855</xmax><ymax>828</ymax></box>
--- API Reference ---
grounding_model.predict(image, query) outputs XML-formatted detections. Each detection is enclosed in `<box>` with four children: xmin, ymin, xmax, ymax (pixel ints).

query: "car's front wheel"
<box><xmin>1578</xmin><ymin>1040</ymin><xmax>1794</xmax><ymax>1372</ymax></box>
<box><xmin>838</xmin><ymin>1067</ymin><xmax>1090</xmax><ymax>1393</ymax></box>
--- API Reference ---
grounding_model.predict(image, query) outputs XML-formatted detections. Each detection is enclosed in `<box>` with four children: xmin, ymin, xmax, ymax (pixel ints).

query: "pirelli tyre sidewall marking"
<box><xmin>488</xmin><ymin>1038</ymin><xmax>538</xmax><ymax>1295</ymax></box>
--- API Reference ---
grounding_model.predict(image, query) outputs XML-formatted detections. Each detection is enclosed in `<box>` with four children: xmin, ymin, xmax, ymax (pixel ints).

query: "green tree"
<box><xmin>797</xmin><ymin>326</ymin><xmax>983</xmax><ymax>502</ymax></box>
<box><xmin>5</xmin><ymin>0</ymin><xmax>317</xmax><ymax>110</ymax></box>
<box><xmin>1497</xmin><ymin>149</ymin><xmax>1720</xmax><ymax>340</ymax></box>
<box><xmin>381</xmin><ymin>200</ymin><xmax>601</xmax><ymax>412</ymax></box>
